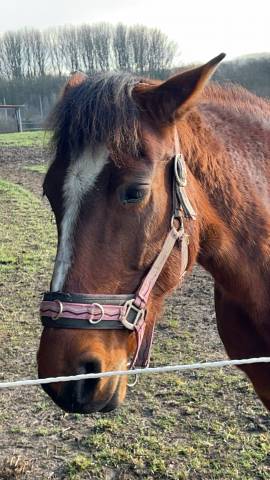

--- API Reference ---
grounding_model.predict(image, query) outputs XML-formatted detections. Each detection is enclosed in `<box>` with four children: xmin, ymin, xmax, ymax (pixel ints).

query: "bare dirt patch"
<box><xmin>0</xmin><ymin>146</ymin><xmax>49</xmax><ymax>196</ymax></box>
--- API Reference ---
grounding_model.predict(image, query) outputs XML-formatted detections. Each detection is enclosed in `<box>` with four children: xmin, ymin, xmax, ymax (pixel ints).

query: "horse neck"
<box><xmin>178</xmin><ymin>108</ymin><xmax>270</xmax><ymax>310</ymax></box>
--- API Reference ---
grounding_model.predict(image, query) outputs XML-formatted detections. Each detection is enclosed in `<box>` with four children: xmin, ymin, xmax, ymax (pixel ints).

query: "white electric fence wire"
<box><xmin>1</xmin><ymin>357</ymin><xmax>270</xmax><ymax>389</ymax></box>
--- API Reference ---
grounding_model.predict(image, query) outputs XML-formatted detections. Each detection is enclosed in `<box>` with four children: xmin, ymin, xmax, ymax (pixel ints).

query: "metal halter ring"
<box><xmin>171</xmin><ymin>213</ymin><xmax>184</xmax><ymax>233</ymax></box>
<box><xmin>53</xmin><ymin>300</ymin><xmax>63</xmax><ymax>320</ymax></box>
<box><xmin>128</xmin><ymin>374</ymin><xmax>138</xmax><ymax>388</ymax></box>
<box><xmin>126</xmin><ymin>361</ymin><xmax>139</xmax><ymax>387</ymax></box>
<box><xmin>88</xmin><ymin>303</ymin><xmax>105</xmax><ymax>324</ymax></box>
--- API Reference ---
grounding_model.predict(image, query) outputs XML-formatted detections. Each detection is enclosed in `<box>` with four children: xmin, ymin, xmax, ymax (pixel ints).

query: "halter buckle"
<box><xmin>121</xmin><ymin>299</ymin><xmax>145</xmax><ymax>330</ymax></box>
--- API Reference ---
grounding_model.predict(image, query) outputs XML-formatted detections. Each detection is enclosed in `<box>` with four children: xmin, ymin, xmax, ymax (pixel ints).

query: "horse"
<box><xmin>38</xmin><ymin>53</ymin><xmax>270</xmax><ymax>414</ymax></box>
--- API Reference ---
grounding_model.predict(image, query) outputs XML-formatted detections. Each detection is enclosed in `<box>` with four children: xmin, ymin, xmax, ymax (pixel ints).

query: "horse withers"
<box><xmin>38</xmin><ymin>53</ymin><xmax>270</xmax><ymax>413</ymax></box>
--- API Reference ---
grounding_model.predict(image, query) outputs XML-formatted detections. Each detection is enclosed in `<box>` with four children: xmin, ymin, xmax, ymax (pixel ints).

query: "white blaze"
<box><xmin>51</xmin><ymin>145</ymin><xmax>108</xmax><ymax>292</ymax></box>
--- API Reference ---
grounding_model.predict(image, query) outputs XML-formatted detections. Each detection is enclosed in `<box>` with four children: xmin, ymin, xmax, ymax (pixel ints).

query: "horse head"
<box><xmin>37</xmin><ymin>54</ymin><xmax>225</xmax><ymax>413</ymax></box>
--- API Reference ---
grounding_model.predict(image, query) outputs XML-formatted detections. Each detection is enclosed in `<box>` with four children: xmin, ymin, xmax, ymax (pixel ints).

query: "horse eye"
<box><xmin>119</xmin><ymin>185</ymin><xmax>148</xmax><ymax>204</ymax></box>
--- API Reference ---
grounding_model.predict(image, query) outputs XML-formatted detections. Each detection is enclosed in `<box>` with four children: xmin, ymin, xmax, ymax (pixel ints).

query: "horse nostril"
<box><xmin>40</xmin><ymin>358</ymin><xmax>103</xmax><ymax>413</ymax></box>
<box><xmin>81</xmin><ymin>359</ymin><xmax>101</xmax><ymax>375</ymax></box>
<box><xmin>74</xmin><ymin>358</ymin><xmax>102</xmax><ymax>404</ymax></box>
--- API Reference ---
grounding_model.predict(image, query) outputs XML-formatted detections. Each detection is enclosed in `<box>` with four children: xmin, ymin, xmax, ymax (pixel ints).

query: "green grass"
<box><xmin>0</xmin><ymin>130</ymin><xmax>50</xmax><ymax>147</ymax></box>
<box><xmin>67</xmin><ymin>455</ymin><xmax>96</xmax><ymax>479</ymax></box>
<box><xmin>23</xmin><ymin>164</ymin><xmax>47</xmax><ymax>174</ymax></box>
<box><xmin>1</xmin><ymin>172</ymin><xmax>270</xmax><ymax>480</ymax></box>
<box><xmin>0</xmin><ymin>179</ymin><xmax>54</xmax><ymax>275</ymax></box>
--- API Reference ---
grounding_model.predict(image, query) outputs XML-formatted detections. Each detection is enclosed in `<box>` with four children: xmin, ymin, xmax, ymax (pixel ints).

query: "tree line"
<box><xmin>2</xmin><ymin>22</ymin><xmax>269</xmax><ymax>133</ymax></box>
<box><xmin>0</xmin><ymin>23</ymin><xmax>178</xmax><ymax>80</ymax></box>
<box><xmin>214</xmin><ymin>54</ymin><xmax>270</xmax><ymax>99</ymax></box>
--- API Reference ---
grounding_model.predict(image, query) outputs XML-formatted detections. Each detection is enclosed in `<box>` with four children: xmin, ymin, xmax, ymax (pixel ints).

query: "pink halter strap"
<box><xmin>40</xmin><ymin>152</ymin><xmax>196</xmax><ymax>368</ymax></box>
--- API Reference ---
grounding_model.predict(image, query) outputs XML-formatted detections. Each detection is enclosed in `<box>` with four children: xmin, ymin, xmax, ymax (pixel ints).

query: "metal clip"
<box><xmin>121</xmin><ymin>300</ymin><xmax>145</xmax><ymax>330</ymax></box>
<box><xmin>174</xmin><ymin>154</ymin><xmax>187</xmax><ymax>187</ymax></box>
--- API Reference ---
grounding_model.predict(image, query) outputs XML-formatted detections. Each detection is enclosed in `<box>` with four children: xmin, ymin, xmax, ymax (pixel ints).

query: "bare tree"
<box><xmin>21</xmin><ymin>29</ymin><xmax>49</xmax><ymax>78</ymax></box>
<box><xmin>22</xmin><ymin>29</ymin><xmax>35</xmax><ymax>78</ymax></box>
<box><xmin>128</xmin><ymin>25</ymin><xmax>150</xmax><ymax>74</ymax></box>
<box><xmin>32</xmin><ymin>30</ymin><xmax>48</xmax><ymax>76</ymax></box>
<box><xmin>92</xmin><ymin>23</ymin><xmax>112</xmax><ymax>71</ymax></box>
<box><xmin>0</xmin><ymin>31</ymin><xmax>24</xmax><ymax>79</ymax></box>
<box><xmin>45</xmin><ymin>28</ymin><xmax>66</xmax><ymax>76</ymax></box>
<box><xmin>113</xmin><ymin>24</ymin><xmax>130</xmax><ymax>71</ymax></box>
<box><xmin>148</xmin><ymin>28</ymin><xmax>177</xmax><ymax>76</ymax></box>
<box><xmin>61</xmin><ymin>26</ymin><xmax>81</xmax><ymax>72</ymax></box>
<box><xmin>78</xmin><ymin>25</ymin><xmax>96</xmax><ymax>72</ymax></box>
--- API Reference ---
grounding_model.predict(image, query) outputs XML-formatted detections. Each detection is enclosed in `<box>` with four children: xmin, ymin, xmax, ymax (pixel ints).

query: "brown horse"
<box><xmin>38</xmin><ymin>53</ymin><xmax>270</xmax><ymax>414</ymax></box>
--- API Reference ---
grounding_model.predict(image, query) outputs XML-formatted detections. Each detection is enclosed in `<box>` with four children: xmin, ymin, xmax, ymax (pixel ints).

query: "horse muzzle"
<box><xmin>38</xmin><ymin>354</ymin><xmax>127</xmax><ymax>414</ymax></box>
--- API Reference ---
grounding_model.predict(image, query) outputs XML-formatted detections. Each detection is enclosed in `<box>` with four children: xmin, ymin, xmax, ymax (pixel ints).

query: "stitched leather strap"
<box><xmin>134</xmin><ymin>225</ymin><xmax>185</xmax><ymax>309</ymax></box>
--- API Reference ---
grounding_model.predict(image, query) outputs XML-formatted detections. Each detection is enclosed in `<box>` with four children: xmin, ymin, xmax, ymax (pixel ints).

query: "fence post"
<box><xmin>15</xmin><ymin>108</ymin><xmax>23</xmax><ymax>132</ymax></box>
<box><xmin>3</xmin><ymin>98</ymin><xmax>8</xmax><ymax>120</ymax></box>
<box><xmin>39</xmin><ymin>95</ymin><xmax>44</xmax><ymax>119</ymax></box>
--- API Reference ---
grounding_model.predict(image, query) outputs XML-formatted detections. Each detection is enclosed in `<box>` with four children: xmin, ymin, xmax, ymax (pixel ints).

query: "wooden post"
<box><xmin>39</xmin><ymin>95</ymin><xmax>44</xmax><ymax>119</ymax></box>
<box><xmin>3</xmin><ymin>98</ymin><xmax>8</xmax><ymax>120</ymax></box>
<box><xmin>15</xmin><ymin>108</ymin><xmax>23</xmax><ymax>132</ymax></box>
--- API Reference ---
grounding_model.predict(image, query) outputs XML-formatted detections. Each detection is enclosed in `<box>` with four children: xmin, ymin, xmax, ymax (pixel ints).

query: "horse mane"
<box><xmin>49</xmin><ymin>72</ymin><xmax>154</xmax><ymax>163</ymax></box>
<box><xmin>202</xmin><ymin>82</ymin><xmax>270</xmax><ymax>120</ymax></box>
<box><xmin>178</xmin><ymin>82</ymin><xmax>270</xmax><ymax>168</ymax></box>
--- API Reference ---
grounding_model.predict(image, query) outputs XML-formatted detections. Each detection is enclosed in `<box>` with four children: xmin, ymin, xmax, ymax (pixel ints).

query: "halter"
<box><xmin>40</xmin><ymin>152</ymin><xmax>196</xmax><ymax>368</ymax></box>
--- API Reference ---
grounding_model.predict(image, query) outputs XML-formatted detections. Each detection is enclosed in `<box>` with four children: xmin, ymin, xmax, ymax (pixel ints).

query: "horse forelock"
<box><xmin>49</xmin><ymin>72</ymin><xmax>153</xmax><ymax>165</ymax></box>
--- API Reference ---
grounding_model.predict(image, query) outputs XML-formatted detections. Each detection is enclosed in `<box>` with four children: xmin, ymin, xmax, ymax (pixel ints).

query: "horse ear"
<box><xmin>62</xmin><ymin>71</ymin><xmax>88</xmax><ymax>95</ymax></box>
<box><xmin>134</xmin><ymin>53</ymin><xmax>226</xmax><ymax>121</ymax></box>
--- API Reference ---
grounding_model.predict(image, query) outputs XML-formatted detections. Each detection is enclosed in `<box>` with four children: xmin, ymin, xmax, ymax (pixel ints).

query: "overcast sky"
<box><xmin>0</xmin><ymin>0</ymin><xmax>269</xmax><ymax>64</ymax></box>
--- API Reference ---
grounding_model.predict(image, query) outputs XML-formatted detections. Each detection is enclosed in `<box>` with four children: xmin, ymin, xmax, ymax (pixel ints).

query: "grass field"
<box><xmin>0</xmin><ymin>133</ymin><xmax>270</xmax><ymax>479</ymax></box>
<box><xmin>23</xmin><ymin>164</ymin><xmax>47</xmax><ymax>173</ymax></box>
<box><xmin>0</xmin><ymin>130</ymin><xmax>49</xmax><ymax>147</ymax></box>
